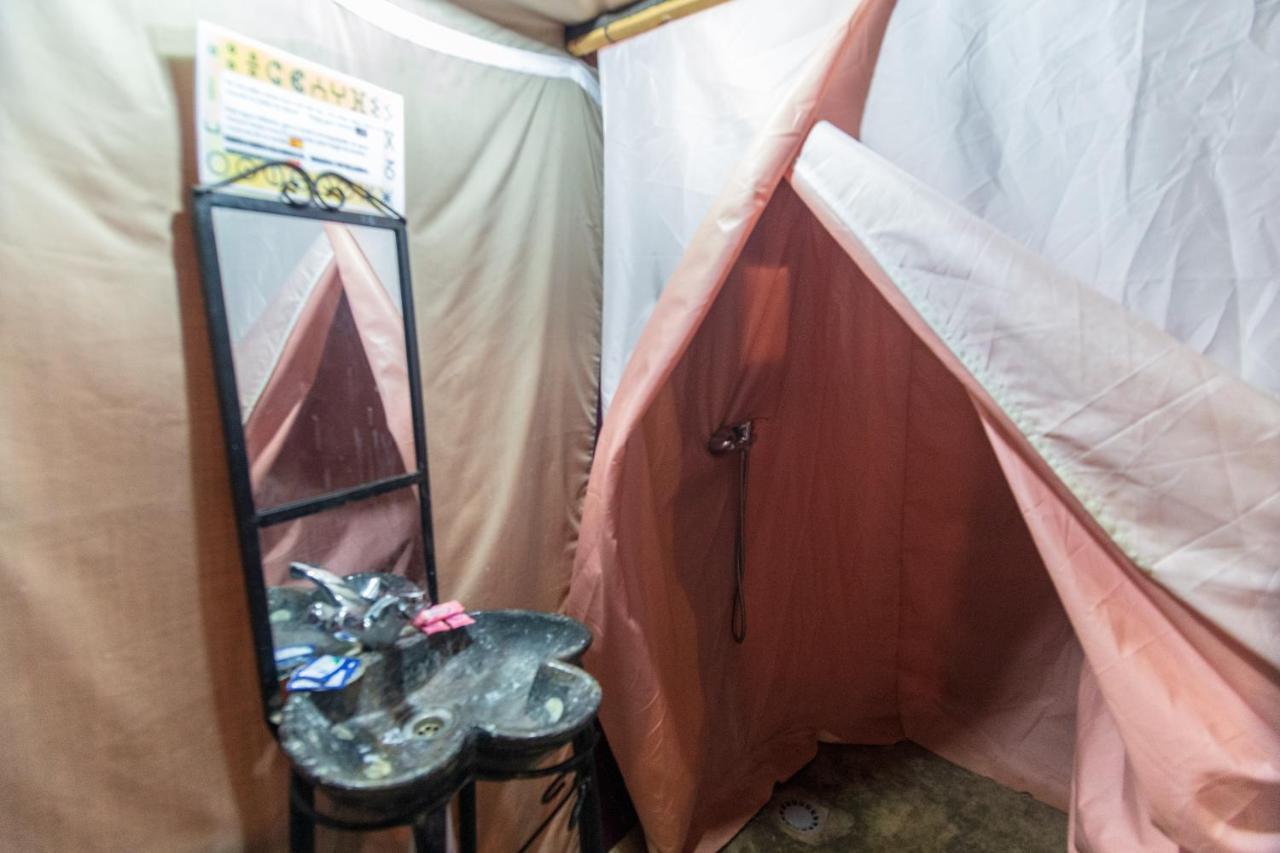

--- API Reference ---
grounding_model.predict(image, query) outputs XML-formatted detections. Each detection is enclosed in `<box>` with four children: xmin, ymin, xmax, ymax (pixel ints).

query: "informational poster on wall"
<box><xmin>195</xmin><ymin>21</ymin><xmax>405</xmax><ymax>215</ymax></box>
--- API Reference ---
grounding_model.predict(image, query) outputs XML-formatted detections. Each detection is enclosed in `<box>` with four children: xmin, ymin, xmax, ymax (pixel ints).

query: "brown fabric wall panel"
<box><xmin>894</xmin><ymin>340</ymin><xmax>1081</xmax><ymax>809</ymax></box>
<box><xmin>0</xmin><ymin>1</ymin><xmax>601</xmax><ymax>850</ymax></box>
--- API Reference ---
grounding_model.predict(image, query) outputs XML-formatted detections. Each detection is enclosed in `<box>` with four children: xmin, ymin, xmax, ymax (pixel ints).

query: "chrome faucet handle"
<box><xmin>289</xmin><ymin>563</ymin><xmax>427</xmax><ymax>649</ymax></box>
<box><xmin>289</xmin><ymin>562</ymin><xmax>367</xmax><ymax>611</ymax></box>
<box><xmin>362</xmin><ymin>589</ymin><xmax>426</xmax><ymax>628</ymax></box>
<box><xmin>352</xmin><ymin>590</ymin><xmax>427</xmax><ymax>649</ymax></box>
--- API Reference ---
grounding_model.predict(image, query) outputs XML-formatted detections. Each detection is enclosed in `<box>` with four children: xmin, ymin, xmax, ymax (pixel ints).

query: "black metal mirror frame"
<box><xmin>192</xmin><ymin>164</ymin><xmax>438</xmax><ymax>726</ymax></box>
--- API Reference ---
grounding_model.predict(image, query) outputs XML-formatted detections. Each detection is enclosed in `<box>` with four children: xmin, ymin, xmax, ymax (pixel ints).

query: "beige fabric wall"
<box><xmin>0</xmin><ymin>1</ymin><xmax>601</xmax><ymax>850</ymax></box>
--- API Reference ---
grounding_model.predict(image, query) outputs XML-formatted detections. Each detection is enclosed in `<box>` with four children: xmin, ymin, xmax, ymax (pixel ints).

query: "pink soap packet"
<box><xmin>412</xmin><ymin>600</ymin><xmax>476</xmax><ymax>635</ymax></box>
<box><xmin>422</xmin><ymin>613</ymin><xmax>475</xmax><ymax>635</ymax></box>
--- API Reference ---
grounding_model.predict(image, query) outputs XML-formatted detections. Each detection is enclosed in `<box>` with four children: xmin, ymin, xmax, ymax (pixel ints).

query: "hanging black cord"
<box><xmin>731</xmin><ymin>445</ymin><xmax>748</xmax><ymax>643</ymax></box>
<box><xmin>708</xmin><ymin>421</ymin><xmax>754</xmax><ymax>644</ymax></box>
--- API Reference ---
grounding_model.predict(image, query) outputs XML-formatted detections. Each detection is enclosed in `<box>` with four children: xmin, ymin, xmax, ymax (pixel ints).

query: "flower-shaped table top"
<box><xmin>280</xmin><ymin>610</ymin><xmax>600</xmax><ymax>814</ymax></box>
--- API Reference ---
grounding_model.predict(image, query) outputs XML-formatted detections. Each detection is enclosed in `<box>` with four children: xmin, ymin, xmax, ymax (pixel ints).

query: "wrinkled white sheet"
<box><xmin>599</xmin><ymin>0</ymin><xmax>1280</xmax><ymax>404</ymax></box>
<box><xmin>861</xmin><ymin>0</ymin><xmax>1280</xmax><ymax>397</ymax></box>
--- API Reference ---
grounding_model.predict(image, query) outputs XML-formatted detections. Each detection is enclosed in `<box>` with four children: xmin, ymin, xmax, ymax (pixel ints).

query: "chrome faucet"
<box><xmin>289</xmin><ymin>562</ymin><xmax>426</xmax><ymax>650</ymax></box>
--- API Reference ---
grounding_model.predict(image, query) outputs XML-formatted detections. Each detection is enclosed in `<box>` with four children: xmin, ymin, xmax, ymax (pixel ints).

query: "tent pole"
<box><xmin>566</xmin><ymin>0</ymin><xmax>731</xmax><ymax>56</ymax></box>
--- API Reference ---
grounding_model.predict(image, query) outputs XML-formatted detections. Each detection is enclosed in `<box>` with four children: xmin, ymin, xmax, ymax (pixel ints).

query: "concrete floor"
<box><xmin>722</xmin><ymin>741</ymin><xmax>1067</xmax><ymax>852</ymax></box>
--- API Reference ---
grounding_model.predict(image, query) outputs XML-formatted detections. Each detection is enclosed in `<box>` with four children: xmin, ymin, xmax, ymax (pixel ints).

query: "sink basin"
<box><xmin>279</xmin><ymin>610</ymin><xmax>600</xmax><ymax>814</ymax></box>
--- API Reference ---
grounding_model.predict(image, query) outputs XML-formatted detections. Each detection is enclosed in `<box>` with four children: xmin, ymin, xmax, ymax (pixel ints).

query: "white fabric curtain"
<box><xmin>599</xmin><ymin>0</ymin><xmax>1280</xmax><ymax>404</ymax></box>
<box><xmin>861</xmin><ymin>0</ymin><xmax>1280</xmax><ymax>396</ymax></box>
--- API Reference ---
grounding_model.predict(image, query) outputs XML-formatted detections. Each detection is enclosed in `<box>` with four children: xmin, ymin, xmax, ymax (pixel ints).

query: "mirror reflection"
<box><xmin>263</xmin><ymin>490</ymin><xmax>429</xmax><ymax>662</ymax></box>
<box><xmin>211</xmin><ymin>207</ymin><xmax>413</xmax><ymax>511</ymax></box>
<box><xmin>258</xmin><ymin>485</ymin><xmax>427</xmax><ymax>587</ymax></box>
<box><xmin>198</xmin><ymin>195</ymin><xmax>437</xmax><ymax>705</ymax></box>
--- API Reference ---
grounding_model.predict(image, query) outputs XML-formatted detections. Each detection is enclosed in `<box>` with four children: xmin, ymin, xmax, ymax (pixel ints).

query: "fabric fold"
<box><xmin>568</xmin><ymin>21</ymin><xmax>1278</xmax><ymax>852</ymax></box>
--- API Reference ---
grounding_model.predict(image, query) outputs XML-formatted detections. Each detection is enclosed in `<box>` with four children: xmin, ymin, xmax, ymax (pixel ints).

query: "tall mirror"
<box><xmin>194</xmin><ymin>170</ymin><xmax>436</xmax><ymax>721</ymax></box>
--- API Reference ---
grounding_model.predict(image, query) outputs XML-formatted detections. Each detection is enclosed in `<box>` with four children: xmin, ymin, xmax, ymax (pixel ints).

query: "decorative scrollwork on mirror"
<box><xmin>203</xmin><ymin>159</ymin><xmax>405</xmax><ymax>220</ymax></box>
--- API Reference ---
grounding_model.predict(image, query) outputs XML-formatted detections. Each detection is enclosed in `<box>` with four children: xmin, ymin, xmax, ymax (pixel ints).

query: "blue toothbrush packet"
<box><xmin>286</xmin><ymin>654</ymin><xmax>365</xmax><ymax>692</ymax></box>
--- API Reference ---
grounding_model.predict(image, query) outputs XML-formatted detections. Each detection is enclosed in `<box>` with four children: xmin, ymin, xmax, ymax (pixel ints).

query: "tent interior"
<box><xmin>1</xmin><ymin>1</ymin><xmax>1276</xmax><ymax>852</ymax></box>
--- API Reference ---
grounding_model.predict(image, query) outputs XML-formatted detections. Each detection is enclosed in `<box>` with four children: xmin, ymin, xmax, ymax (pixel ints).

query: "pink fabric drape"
<box><xmin>565</xmin><ymin>4</ymin><xmax>1278</xmax><ymax>851</ymax></box>
<box><xmin>243</xmin><ymin>223</ymin><xmax>414</xmax><ymax>483</ymax></box>
<box><xmin>789</xmin><ymin>117</ymin><xmax>1280</xmax><ymax>851</ymax></box>
<box><xmin>985</xmin><ymin>426</ymin><xmax>1280</xmax><ymax>852</ymax></box>
<box><xmin>568</xmin><ymin>182</ymin><xmax>1081</xmax><ymax>853</ymax></box>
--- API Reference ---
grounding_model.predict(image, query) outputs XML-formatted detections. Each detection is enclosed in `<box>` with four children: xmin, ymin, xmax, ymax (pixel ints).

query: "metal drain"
<box><xmin>405</xmin><ymin>710</ymin><xmax>450</xmax><ymax>740</ymax></box>
<box><xmin>778</xmin><ymin>798</ymin><xmax>822</xmax><ymax>832</ymax></box>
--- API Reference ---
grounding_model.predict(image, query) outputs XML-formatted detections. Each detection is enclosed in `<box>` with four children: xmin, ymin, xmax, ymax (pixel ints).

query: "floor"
<box><xmin>720</xmin><ymin>741</ymin><xmax>1067</xmax><ymax>852</ymax></box>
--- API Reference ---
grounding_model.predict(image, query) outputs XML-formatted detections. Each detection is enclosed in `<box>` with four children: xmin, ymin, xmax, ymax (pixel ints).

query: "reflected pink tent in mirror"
<box><xmin>213</xmin><ymin>209</ymin><xmax>423</xmax><ymax>586</ymax></box>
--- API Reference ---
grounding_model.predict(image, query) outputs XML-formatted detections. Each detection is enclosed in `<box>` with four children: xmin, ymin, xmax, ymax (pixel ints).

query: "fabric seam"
<box><xmin>331</xmin><ymin>0</ymin><xmax>602</xmax><ymax>104</ymax></box>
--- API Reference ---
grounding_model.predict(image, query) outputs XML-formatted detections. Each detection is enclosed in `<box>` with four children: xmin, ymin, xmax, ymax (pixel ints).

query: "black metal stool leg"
<box><xmin>289</xmin><ymin>773</ymin><xmax>316</xmax><ymax>853</ymax></box>
<box><xmin>572</xmin><ymin>730</ymin><xmax>605</xmax><ymax>853</ymax></box>
<box><xmin>411</xmin><ymin>807</ymin><xmax>448</xmax><ymax>853</ymax></box>
<box><xmin>458</xmin><ymin>780</ymin><xmax>478</xmax><ymax>853</ymax></box>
